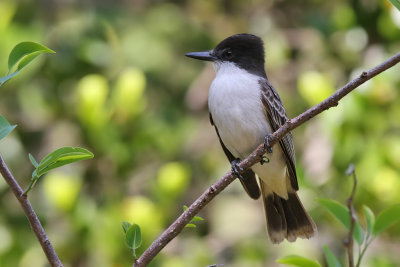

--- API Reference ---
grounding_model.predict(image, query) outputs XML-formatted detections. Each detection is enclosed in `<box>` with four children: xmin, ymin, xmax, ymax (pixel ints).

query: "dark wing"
<box><xmin>210</xmin><ymin>114</ymin><xmax>261</xmax><ymax>199</ymax></box>
<box><xmin>259</xmin><ymin>79</ymin><xmax>298</xmax><ymax>190</ymax></box>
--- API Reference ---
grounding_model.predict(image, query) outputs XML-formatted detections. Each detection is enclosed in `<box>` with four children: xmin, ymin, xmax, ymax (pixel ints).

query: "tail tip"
<box><xmin>286</xmin><ymin>224</ymin><xmax>318</xmax><ymax>243</ymax></box>
<box><xmin>269</xmin><ymin>224</ymin><xmax>317</xmax><ymax>244</ymax></box>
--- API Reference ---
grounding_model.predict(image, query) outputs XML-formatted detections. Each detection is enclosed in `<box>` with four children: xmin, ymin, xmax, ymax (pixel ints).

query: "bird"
<box><xmin>185</xmin><ymin>33</ymin><xmax>316</xmax><ymax>244</ymax></box>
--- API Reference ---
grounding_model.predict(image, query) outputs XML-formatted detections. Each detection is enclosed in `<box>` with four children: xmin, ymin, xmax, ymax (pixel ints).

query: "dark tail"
<box><xmin>261</xmin><ymin>183</ymin><xmax>317</xmax><ymax>244</ymax></box>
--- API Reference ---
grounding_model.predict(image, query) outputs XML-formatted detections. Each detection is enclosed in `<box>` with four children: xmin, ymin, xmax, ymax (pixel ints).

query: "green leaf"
<box><xmin>373</xmin><ymin>205</ymin><xmax>400</xmax><ymax>235</ymax></box>
<box><xmin>277</xmin><ymin>255</ymin><xmax>321</xmax><ymax>267</ymax></box>
<box><xmin>35</xmin><ymin>146</ymin><xmax>94</xmax><ymax>178</ymax></box>
<box><xmin>322</xmin><ymin>245</ymin><xmax>342</xmax><ymax>267</ymax></box>
<box><xmin>0</xmin><ymin>115</ymin><xmax>17</xmax><ymax>141</ymax></box>
<box><xmin>1</xmin><ymin>42</ymin><xmax>54</xmax><ymax>87</ymax></box>
<box><xmin>191</xmin><ymin>216</ymin><xmax>204</xmax><ymax>222</ymax></box>
<box><xmin>8</xmin><ymin>42</ymin><xmax>55</xmax><ymax>72</ymax></box>
<box><xmin>121</xmin><ymin>221</ymin><xmax>132</xmax><ymax>234</ymax></box>
<box><xmin>25</xmin><ymin>147</ymin><xmax>93</xmax><ymax>194</ymax></box>
<box><xmin>363</xmin><ymin>205</ymin><xmax>375</xmax><ymax>237</ymax></box>
<box><xmin>388</xmin><ymin>0</ymin><xmax>400</xmax><ymax>11</ymax></box>
<box><xmin>183</xmin><ymin>204</ymin><xmax>204</xmax><ymax>227</ymax></box>
<box><xmin>125</xmin><ymin>224</ymin><xmax>142</xmax><ymax>255</ymax></box>
<box><xmin>28</xmin><ymin>153</ymin><xmax>39</xmax><ymax>168</ymax></box>
<box><xmin>317</xmin><ymin>198</ymin><xmax>364</xmax><ymax>245</ymax></box>
<box><xmin>17</xmin><ymin>51</ymin><xmax>44</xmax><ymax>71</ymax></box>
<box><xmin>0</xmin><ymin>71</ymin><xmax>18</xmax><ymax>86</ymax></box>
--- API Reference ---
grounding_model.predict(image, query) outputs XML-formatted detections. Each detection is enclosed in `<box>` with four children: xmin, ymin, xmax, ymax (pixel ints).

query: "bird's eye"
<box><xmin>224</xmin><ymin>50</ymin><xmax>233</xmax><ymax>59</ymax></box>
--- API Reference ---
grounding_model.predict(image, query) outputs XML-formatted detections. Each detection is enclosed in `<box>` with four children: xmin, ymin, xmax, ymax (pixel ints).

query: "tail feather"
<box><xmin>261</xmin><ymin>182</ymin><xmax>316</xmax><ymax>244</ymax></box>
<box><xmin>265</xmin><ymin>194</ymin><xmax>287</xmax><ymax>243</ymax></box>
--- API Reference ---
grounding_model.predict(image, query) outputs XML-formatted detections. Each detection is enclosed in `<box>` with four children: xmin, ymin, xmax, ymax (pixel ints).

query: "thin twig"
<box><xmin>0</xmin><ymin>155</ymin><xmax>63</xmax><ymax>267</ymax></box>
<box><xmin>356</xmin><ymin>238</ymin><xmax>374</xmax><ymax>267</ymax></box>
<box><xmin>134</xmin><ymin>52</ymin><xmax>400</xmax><ymax>267</ymax></box>
<box><xmin>345</xmin><ymin>164</ymin><xmax>357</xmax><ymax>267</ymax></box>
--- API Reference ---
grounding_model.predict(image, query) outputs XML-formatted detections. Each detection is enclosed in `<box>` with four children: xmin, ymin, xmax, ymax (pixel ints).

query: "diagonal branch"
<box><xmin>134</xmin><ymin>52</ymin><xmax>400</xmax><ymax>266</ymax></box>
<box><xmin>0</xmin><ymin>155</ymin><xmax>63</xmax><ymax>267</ymax></box>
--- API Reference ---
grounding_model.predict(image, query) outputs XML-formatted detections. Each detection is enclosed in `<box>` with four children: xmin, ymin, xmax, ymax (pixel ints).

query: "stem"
<box><xmin>356</xmin><ymin>237</ymin><xmax>375</xmax><ymax>267</ymax></box>
<box><xmin>345</xmin><ymin>168</ymin><xmax>357</xmax><ymax>267</ymax></box>
<box><xmin>23</xmin><ymin>178</ymin><xmax>37</xmax><ymax>195</ymax></box>
<box><xmin>0</xmin><ymin>155</ymin><xmax>63</xmax><ymax>267</ymax></box>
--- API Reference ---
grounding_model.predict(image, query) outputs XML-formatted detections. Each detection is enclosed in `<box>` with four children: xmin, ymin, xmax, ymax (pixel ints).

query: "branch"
<box><xmin>0</xmin><ymin>155</ymin><xmax>63</xmax><ymax>267</ymax></box>
<box><xmin>134</xmin><ymin>52</ymin><xmax>400</xmax><ymax>267</ymax></box>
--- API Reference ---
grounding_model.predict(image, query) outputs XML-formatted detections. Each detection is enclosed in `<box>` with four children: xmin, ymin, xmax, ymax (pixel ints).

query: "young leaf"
<box><xmin>0</xmin><ymin>115</ymin><xmax>17</xmax><ymax>141</ymax></box>
<box><xmin>125</xmin><ymin>224</ymin><xmax>142</xmax><ymax>257</ymax></box>
<box><xmin>388</xmin><ymin>0</ymin><xmax>400</xmax><ymax>11</ymax></box>
<box><xmin>276</xmin><ymin>255</ymin><xmax>321</xmax><ymax>267</ymax></box>
<box><xmin>121</xmin><ymin>221</ymin><xmax>132</xmax><ymax>234</ymax></box>
<box><xmin>322</xmin><ymin>245</ymin><xmax>342</xmax><ymax>267</ymax></box>
<box><xmin>317</xmin><ymin>198</ymin><xmax>364</xmax><ymax>245</ymax></box>
<box><xmin>8</xmin><ymin>42</ymin><xmax>55</xmax><ymax>72</ymax></box>
<box><xmin>183</xmin><ymin>204</ymin><xmax>204</xmax><ymax>228</ymax></box>
<box><xmin>373</xmin><ymin>205</ymin><xmax>400</xmax><ymax>235</ymax></box>
<box><xmin>24</xmin><ymin>147</ymin><xmax>94</xmax><ymax>194</ymax></box>
<box><xmin>363</xmin><ymin>205</ymin><xmax>375</xmax><ymax>237</ymax></box>
<box><xmin>191</xmin><ymin>216</ymin><xmax>204</xmax><ymax>222</ymax></box>
<box><xmin>35</xmin><ymin>146</ymin><xmax>94</xmax><ymax>178</ymax></box>
<box><xmin>28</xmin><ymin>153</ymin><xmax>39</xmax><ymax>168</ymax></box>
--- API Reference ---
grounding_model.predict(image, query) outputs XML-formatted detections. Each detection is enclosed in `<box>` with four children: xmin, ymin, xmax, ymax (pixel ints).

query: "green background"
<box><xmin>0</xmin><ymin>0</ymin><xmax>400</xmax><ymax>266</ymax></box>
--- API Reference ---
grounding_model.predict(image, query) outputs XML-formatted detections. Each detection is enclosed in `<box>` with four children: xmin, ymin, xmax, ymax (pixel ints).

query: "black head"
<box><xmin>186</xmin><ymin>34</ymin><xmax>266</xmax><ymax>77</ymax></box>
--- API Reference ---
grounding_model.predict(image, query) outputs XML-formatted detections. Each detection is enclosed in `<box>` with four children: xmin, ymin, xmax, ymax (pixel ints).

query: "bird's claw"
<box><xmin>264</xmin><ymin>134</ymin><xmax>273</xmax><ymax>154</ymax></box>
<box><xmin>231</xmin><ymin>158</ymin><xmax>245</xmax><ymax>181</ymax></box>
<box><xmin>260</xmin><ymin>155</ymin><xmax>270</xmax><ymax>165</ymax></box>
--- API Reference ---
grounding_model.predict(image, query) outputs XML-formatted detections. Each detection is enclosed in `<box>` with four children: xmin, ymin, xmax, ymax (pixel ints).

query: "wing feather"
<box><xmin>259</xmin><ymin>79</ymin><xmax>298</xmax><ymax>190</ymax></box>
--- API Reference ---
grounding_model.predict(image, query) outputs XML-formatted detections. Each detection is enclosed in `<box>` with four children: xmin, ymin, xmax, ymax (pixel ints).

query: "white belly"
<box><xmin>208</xmin><ymin>62</ymin><xmax>288</xmax><ymax>198</ymax></box>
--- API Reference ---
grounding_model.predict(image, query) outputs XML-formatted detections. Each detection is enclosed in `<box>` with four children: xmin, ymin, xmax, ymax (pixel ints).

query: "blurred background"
<box><xmin>0</xmin><ymin>0</ymin><xmax>400</xmax><ymax>266</ymax></box>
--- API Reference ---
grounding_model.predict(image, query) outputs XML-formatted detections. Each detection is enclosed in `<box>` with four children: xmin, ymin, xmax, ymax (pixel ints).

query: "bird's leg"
<box><xmin>264</xmin><ymin>134</ymin><xmax>273</xmax><ymax>154</ymax></box>
<box><xmin>231</xmin><ymin>158</ymin><xmax>245</xmax><ymax>181</ymax></box>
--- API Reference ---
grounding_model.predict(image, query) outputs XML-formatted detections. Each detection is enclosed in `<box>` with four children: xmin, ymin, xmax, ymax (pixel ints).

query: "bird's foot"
<box><xmin>260</xmin><ymin>155</ymin><xmax>270</xmax><ymax>165</ymax></box>
<box><xmin>231</xmin><ymin>158</ymin><xmax>245</xmax><ymax>181</ymax></box>
<box><xmin>264</xmin><ymin>134</ymin><xmax>273</xmax><ymax>154</ymax></box>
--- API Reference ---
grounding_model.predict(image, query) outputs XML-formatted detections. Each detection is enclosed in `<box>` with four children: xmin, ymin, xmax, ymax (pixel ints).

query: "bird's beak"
<box><xmin>185</xmin><ymin>50</ymin><xmax>216</xmax><ymax>61</ymax></box>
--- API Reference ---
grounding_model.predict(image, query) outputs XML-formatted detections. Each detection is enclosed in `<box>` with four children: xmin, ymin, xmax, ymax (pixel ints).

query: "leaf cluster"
<box><xmin>0</xmin><ymin>43</ymin><xmax>94</xmax><ymax>194</ymax></box>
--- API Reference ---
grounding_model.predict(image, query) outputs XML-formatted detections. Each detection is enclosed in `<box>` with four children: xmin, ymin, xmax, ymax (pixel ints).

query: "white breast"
<box><xmin>208</xmin><ymin>62</ymin><xmax>271</xmax><ymax>158</ymax></box>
